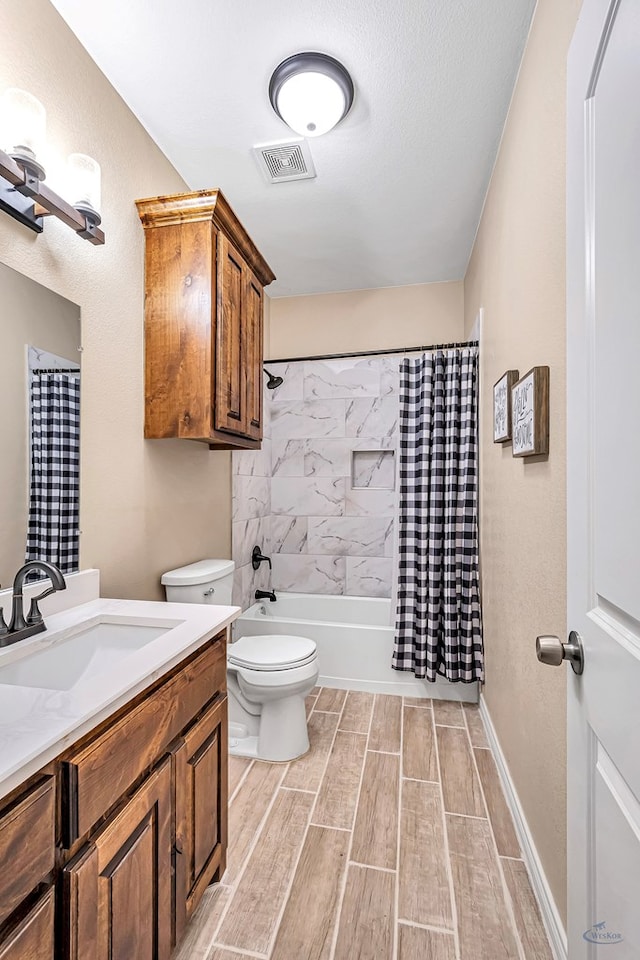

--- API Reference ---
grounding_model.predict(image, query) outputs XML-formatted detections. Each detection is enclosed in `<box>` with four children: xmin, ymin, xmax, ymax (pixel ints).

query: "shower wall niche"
<box><xmin>232</xmin><ymin>354</ymin><xmax>402</xmax><ymax>609</ymax></box>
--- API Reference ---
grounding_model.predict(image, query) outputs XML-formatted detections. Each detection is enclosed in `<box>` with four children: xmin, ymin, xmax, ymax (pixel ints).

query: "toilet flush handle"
<box><xmin>203</xmin><ymin>587</ymin><xmax>215</xmax><ymax>598</ymax></box>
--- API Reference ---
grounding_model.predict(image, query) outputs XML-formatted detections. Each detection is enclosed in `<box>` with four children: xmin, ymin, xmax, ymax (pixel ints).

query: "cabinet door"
<box><xmin>0</xmin><ymin>777</ymin><xmax>55</xmax><ymax>926</ymax></box>
<box><xmin>215</xmin><ymin>232</ymin><xmax>246</xmax><ymax>436</ymax></box>
<box><xmin>0</xmin><ymin>889</ymin><xmax>54</xmax><ymax>960</ymax></box>
<box><xmin>244</xmin><ymin>270</ymin><xmax>264</xmax><ymax>442</ymax></box>
<box><xmin>174</xmin><ymin>696</ymin><xmax>228</xmax><ymax>943</ymax></box>
<box><xmin>63</xmin><ymin>758</ymin><xmax>173</xmax><ymax>960</ymax></box>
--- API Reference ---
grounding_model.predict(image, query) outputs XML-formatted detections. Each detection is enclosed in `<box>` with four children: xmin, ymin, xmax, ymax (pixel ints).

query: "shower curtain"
<box><xmin>392</xmin><ymin>347</ymin><xmax>483</xmax><ymax>682</ymax></box>
<box><xmin>26</xmin><ymin>372</ymin><xmax>81</xmax><ymax>574</ymax></box>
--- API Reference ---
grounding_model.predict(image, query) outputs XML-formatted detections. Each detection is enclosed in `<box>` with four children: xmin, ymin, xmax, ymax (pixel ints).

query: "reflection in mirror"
<box><xmin>0</xmin><ymin>262</ymin><xmax>81</xmax><ymax>588</ymax></box>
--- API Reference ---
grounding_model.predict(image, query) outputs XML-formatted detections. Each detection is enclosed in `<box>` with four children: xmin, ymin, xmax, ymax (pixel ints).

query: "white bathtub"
<box><xmin>235</xmin><ymin>592</ymin><xmax>478</xmax><ymax>702</ymax></box>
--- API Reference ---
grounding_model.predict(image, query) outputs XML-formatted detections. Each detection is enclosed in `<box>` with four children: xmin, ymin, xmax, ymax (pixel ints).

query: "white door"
<box><xmin>565</xmin><ymin>1</ymin><xmax>640</xmax><ymax>956</ymax></box>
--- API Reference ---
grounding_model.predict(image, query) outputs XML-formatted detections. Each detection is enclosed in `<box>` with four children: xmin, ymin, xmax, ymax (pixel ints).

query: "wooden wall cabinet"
<box><xmin>136</xmin><ymin>190</ymin><xmax>275</xmax><ymax>449</ymax></box>
<box><xmin>0</xmin><ymin>632</ymin><xmax>228</xmax><ymax>960</ymax></box>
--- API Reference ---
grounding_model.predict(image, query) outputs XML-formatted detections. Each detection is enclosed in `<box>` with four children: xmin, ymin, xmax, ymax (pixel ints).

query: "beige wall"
<box><xmin>268</xmin><ymin>281</ymin><xmax>464</xmax><ymax>358</ymax></box>
<box><xmin>464</xmin><ymin>0</ymin><xmax>582</xmax><ymax>924</ymax></box>
<box><xmin>0</xmin><ymin>0</ymin><xmax>231</xmax><ymax>600</ymax></box>
<box><xmin>0</xmin><ymin>263</ymin><xmax>80</xmax><ymax>588</ymax></box>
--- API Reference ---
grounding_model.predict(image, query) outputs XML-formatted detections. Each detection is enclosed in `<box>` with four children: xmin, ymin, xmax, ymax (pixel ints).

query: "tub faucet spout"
<box><xmin>255</xmin><ymin>589</ymin><xmax>277</xmax><ymax>603</ymax></box>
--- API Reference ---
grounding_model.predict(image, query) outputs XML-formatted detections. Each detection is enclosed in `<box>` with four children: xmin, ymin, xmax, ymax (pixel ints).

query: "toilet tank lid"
<box><xmin>161</xmin><ymin>558</ymin><xmax>235</xmax><ymax>586</ymax></box>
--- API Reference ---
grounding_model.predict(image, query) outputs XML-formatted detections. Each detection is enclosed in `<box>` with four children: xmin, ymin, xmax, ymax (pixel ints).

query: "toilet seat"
<box><xmin>229</xmin><ymin>634</ymin><xmax>317</xmax><ymax>672</ymax></box>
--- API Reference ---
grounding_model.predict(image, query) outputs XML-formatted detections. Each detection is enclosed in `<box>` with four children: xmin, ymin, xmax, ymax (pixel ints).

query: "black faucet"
<box><xmin>0</xmin><ymin>560</ymin><xmax>67</xmax><ymax>647</ymax></box>
<box><xmin>252</xmin><ymin>546</ymin><xmax>272</xmax><ymax>571</ymax></box>
<box><xmin>255</xmin><ymin>589</ymin><xmax>277</xmax><ymax>603</ymax></box>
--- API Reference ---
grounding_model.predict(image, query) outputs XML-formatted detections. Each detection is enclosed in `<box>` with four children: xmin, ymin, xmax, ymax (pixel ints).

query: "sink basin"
<box><xmin>0</xmin><ymin>618</ymin><xmax>180</xmax><ymax>691</ymax></box>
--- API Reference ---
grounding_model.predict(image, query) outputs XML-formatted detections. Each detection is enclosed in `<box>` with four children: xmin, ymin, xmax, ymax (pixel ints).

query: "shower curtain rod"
<box><xmin>265</xmin><ymin>340</ymin><xmax>479</xmax><ymax>365</ymax></box>
<box><xmin>32</xmin><ymin>368</ymin><xmax>80</xmax><ymax>374</ymax></box>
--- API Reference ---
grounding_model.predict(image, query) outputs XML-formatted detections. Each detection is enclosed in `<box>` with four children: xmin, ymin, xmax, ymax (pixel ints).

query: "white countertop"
<box><xmin>0</xmin><ymin>597</ymin><xmax>240</xmax><ymax>802</ymax></box>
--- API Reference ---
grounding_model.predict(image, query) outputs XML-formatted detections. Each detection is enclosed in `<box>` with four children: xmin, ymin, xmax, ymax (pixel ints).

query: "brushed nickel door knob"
<box><xmin>536</xmin><ymin>635</ymin><xmax>564</xmax><ymax>666</ymax></box>
<box><xmin>536</xmin><ymin>631</ymin><xmax>584</xmax><ymax>675</ymax></box>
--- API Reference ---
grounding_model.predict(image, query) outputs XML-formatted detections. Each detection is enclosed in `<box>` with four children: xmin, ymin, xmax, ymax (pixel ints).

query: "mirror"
<box><xmin>0</xmin><ymin>262</ymin><xmax>81</xmax><ymax>589</ymax></box>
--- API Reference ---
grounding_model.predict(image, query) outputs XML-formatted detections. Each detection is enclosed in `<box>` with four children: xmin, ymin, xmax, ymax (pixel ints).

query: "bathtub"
<box><xmin>235</xmin><ymin>592</ymin><xmax>478</xmax><ymax>703</ymax></box>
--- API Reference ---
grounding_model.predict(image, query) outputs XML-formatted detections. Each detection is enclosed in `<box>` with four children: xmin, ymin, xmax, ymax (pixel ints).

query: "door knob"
<box><xmin>536</xmin><ymin>631</ymin><xmax>584</xmax><ymax>675</ymax></box>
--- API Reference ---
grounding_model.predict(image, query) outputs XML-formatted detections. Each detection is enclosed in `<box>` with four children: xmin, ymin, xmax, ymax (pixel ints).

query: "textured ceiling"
<box><xmin>50</xmin><ymin>0</ymin><xmax>535</xmax><ymax>296</ymax></box>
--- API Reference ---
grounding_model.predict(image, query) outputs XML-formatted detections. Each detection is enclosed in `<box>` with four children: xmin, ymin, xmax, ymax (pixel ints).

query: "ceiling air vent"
<box><xmin>253</xmin><ymin>139</ymin><xmax>316</xmax><ymax>183</ymax></box>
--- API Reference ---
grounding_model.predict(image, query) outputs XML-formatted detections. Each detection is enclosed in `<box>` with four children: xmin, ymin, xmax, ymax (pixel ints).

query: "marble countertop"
<box><xmin>0</xmin><ymin>597</ymin><xmax>240</xmax><ymax>802</ymax></box>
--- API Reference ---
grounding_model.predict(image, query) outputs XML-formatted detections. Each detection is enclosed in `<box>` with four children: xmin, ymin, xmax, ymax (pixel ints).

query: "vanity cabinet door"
<box><xmin>63</xmin><ymin>758</ymin><xmax>173</xmax><ymax>960</ymax></box>
<box><xmin>174</xmin><ymin>696</ymin><xmax>228</xmax><ymax>943</ymax></box>
<box><xmin>0</xmin><ymin>888</ymin><xmax>54</xmax><ymax>960</ymax></box>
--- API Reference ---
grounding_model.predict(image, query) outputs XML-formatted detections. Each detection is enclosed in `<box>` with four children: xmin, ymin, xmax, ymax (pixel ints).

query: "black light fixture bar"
<box><xmin>0</xmin><ymin>147</ymin><xmax>105</xmax><ymax>245</ymax></box>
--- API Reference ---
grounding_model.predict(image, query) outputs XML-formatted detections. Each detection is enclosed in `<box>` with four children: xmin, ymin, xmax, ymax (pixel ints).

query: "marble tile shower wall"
<box><xmin>232</xmin><ymin>356</ymin><xmax>401</xmax><ymax>609</ymax></box>
<box><xmin>231</xmin><ymin>399</ymin><xmax>273</xmax><ymax>608</ymax></box>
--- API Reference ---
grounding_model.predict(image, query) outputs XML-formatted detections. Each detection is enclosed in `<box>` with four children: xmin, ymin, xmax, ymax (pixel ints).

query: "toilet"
<box><xmin>161</xmin><ymin>559</ymin><xmax>318</xmax><ymax>762</ymax></box>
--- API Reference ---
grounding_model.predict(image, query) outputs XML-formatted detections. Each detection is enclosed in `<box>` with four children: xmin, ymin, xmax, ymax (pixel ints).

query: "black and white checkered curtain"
<box><xmin>26</xmin><ymin>373</ymin><xmax>80</xmax><ymax>574</ymax></box>
<box><xmin>393</xmin><ymin>348</ymin><xmax>483</xmax><ymax>682</ymax></box>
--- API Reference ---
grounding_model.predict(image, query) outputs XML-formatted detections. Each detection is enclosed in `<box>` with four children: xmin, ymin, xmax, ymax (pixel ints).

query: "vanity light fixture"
<box><xmin>0</xmin><ymin>88</ymin><xmax>104</xmax><ymax>244</ymax></box>
<box><xmin>67</xmin><ymin>153</ymin><xmax>102</xmax><ymax>230</ymax></box>
<box><xmin>269</xmin><ymin>53</ymin><xmax>354</xmax><ymax>138</ymax></box>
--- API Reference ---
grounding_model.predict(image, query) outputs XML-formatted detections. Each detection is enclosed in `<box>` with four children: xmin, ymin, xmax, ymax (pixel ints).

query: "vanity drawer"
<box><xmin>62</xmin><ymin>633</ymin><xmax>226</xmax><ymax>845</ymax></box>
<box><xmin>0</xmin><ymin>778</ymin><xmax>55</xmax><ymax>926</ymax></box>
<box><xmin>0</xmin><ymin>888</ymin><xmax>55</xmax><ymax>960</ymax></box>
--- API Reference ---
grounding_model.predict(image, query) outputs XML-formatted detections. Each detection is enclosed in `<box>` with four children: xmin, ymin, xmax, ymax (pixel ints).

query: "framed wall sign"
<box><xmin>493</xmin><ymin>370</ymin><xmax>519</xmax><ymax>443</ymax></box>
<box><xmin>511</xmin><ymin>366</ymin><xmax>550</xmax><ymax>457</ymax></box>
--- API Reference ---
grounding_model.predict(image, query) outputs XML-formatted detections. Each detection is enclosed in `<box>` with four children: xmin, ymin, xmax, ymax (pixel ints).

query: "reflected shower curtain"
<box><xmin>392</xmin><ymin>347</ymin><xmax>483</xmax><ymax>682</ymax></box>
<box><xmin>26</xmin><ymin>372</ymin><xmax>81</xmax><ymax>573</ymax></box>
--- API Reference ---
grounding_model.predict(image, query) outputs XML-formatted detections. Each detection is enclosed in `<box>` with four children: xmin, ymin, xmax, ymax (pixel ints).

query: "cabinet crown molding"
<box><xmin>135</xmin><ymin>188</ymin><xmax>276</xmax><ymax>287</ymax></box>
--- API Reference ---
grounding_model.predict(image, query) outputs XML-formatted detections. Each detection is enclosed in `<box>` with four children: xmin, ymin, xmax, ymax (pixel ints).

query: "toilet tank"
<box><xmin>161</xmin><ymin>559</ymin><xmax>235</xmax><ymax>605</ymax></box>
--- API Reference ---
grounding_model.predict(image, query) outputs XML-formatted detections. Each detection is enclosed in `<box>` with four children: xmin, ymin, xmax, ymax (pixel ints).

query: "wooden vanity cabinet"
<box><xmin>0</xmin><ymin>631</ymin><xmax>229</xmax><ymax>960</ymax></box>
<box><xmin>136</xmin><ymin>189</ymin><xmax>275</xmax><ymax>449</ymax></box>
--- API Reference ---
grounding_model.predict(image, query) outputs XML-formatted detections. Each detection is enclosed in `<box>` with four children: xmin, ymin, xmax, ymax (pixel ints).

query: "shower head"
<box><xmin>264</xmin><ymin>368</ymin><xmax>284</xmax><ymax>390</ymax></box>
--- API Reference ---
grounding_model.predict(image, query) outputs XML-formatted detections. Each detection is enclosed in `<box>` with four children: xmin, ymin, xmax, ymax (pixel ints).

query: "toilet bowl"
<box><xmin>227</xmin><ymin>634</ymin><xmax>318</xmax><ymax>762</ymax></box>
<box><xmin>160</xmin><ymin>559</ymin><xmax>318</xmax><ymax>762</ymax></box>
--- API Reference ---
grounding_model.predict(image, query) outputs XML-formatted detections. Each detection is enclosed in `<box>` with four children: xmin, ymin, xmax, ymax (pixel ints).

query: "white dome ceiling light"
<box><xmin>269</xmin><ymin>52</ymin><xmax>354</xmax><ymax>138</ymax></box>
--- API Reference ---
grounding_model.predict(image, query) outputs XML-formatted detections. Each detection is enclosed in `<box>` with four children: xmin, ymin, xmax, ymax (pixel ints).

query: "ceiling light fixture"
<box><xmin>269</xmin><ymin>52</ymin><xmax>354</xmax><ymax>138</ymax></box>
<box><xmin>0</xmin><ymin>88</ymin><xmax>104</xmax><ymax>244</ymax></box>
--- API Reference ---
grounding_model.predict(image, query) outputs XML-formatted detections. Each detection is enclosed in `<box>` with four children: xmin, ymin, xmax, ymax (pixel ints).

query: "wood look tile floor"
<box><xmin>173</xmin><ymin>691</ymin><xmax>553</xmax><ymax>960</ymax></box>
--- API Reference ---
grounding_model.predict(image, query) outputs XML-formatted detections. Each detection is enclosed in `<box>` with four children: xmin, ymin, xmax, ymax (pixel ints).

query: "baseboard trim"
<box><xmin>478</xmin><ymin>696</ymin><xmax>568</xmax><ymax>960</ymax></box>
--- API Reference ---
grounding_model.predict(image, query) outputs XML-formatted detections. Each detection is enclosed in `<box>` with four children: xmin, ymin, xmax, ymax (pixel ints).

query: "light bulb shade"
<box><xmin>270</xmin><ymin>53</ymin><xmax>354</xmax><ymax>138</ymax></box>
<box><xmin>67</xmin><ymin>153</ymin><xmax>101</xmax><ymax>222</ymax></box>
<box><xmin>0</xmin><ymin>88</ymin><xmax>47</xmax><ymax>174</ymax></box>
